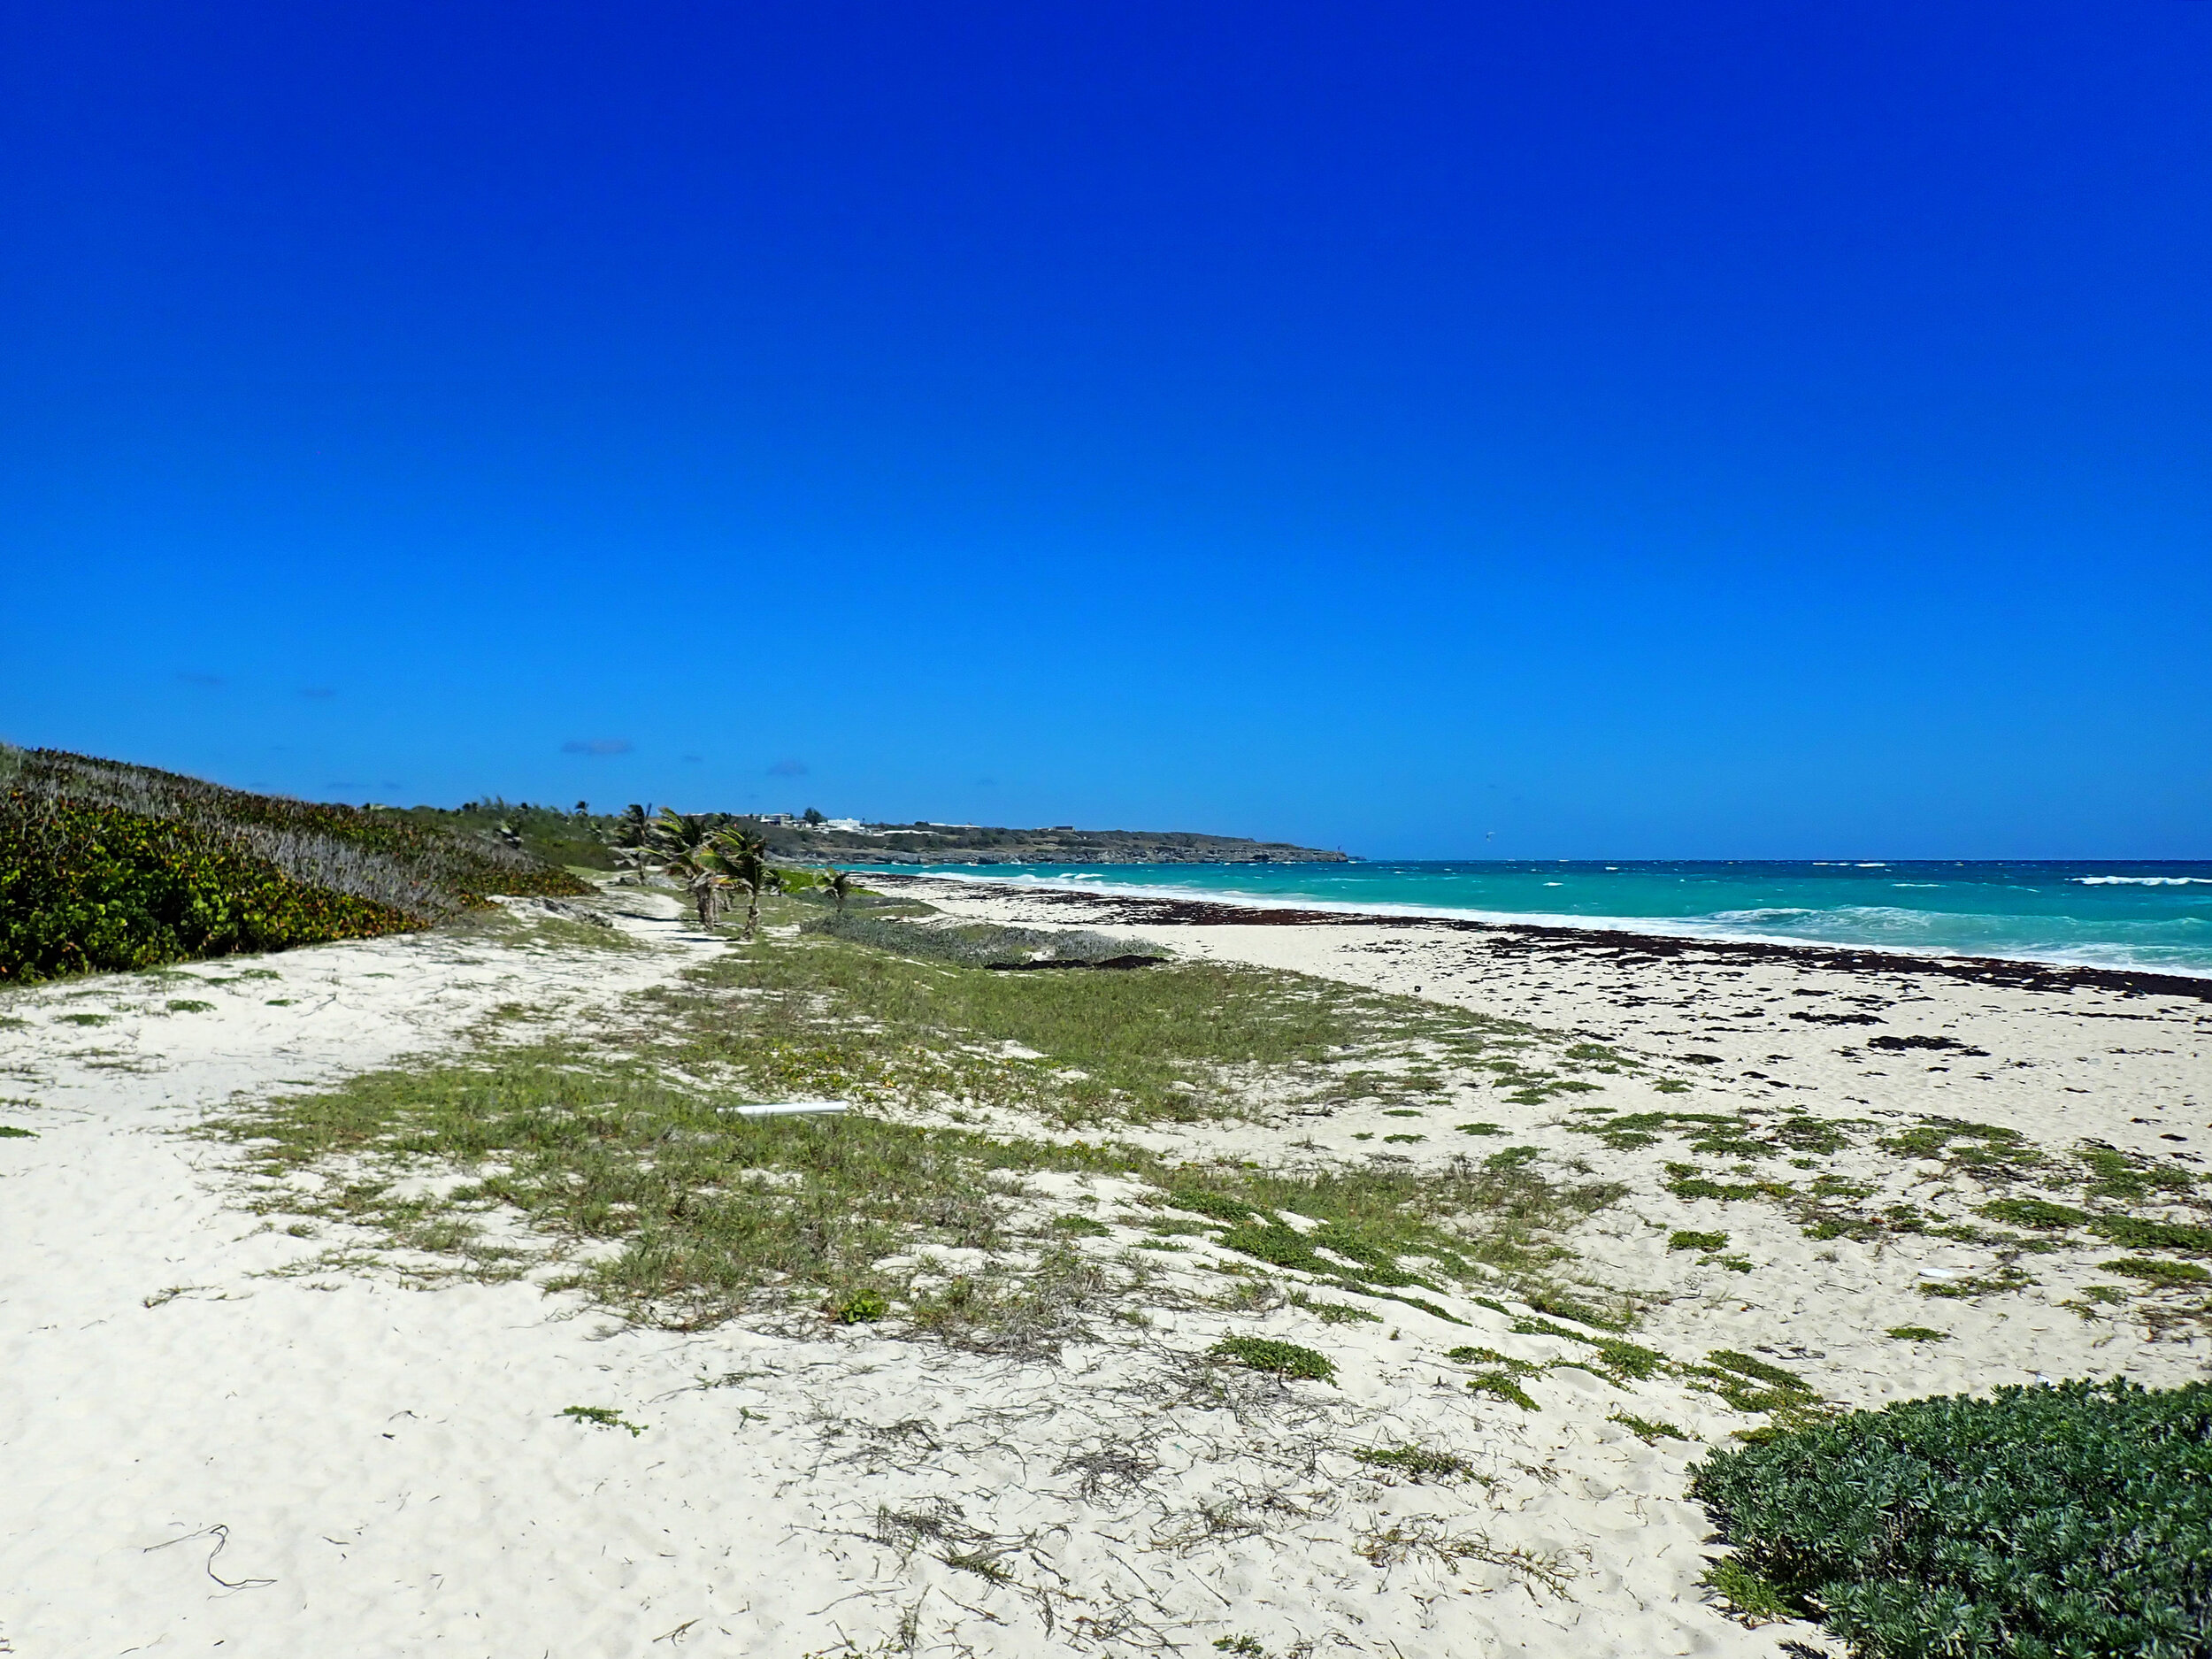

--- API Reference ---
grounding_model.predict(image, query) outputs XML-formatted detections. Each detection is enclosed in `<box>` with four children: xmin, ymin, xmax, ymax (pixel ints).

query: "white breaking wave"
<box><xmin>885</xmin><ymin>868</ymin><xmax>2212</xmax><ymax>978</ymax></box>
<box><xmin>2073</xmin><ymin>876</ymin><xmax>2212</xmax><ymax>887</ymax></box>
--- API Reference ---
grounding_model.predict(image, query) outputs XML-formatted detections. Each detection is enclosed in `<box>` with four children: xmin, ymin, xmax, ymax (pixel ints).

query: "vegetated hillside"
<box><xmin>396</xmin><ymin>802</ymin><xmax>1352</xmax><ymax>870</ymax></box>
<box><xmin>0</xmin><ymin>747</ymin><xmax>588</xmax><ymax>983</ymax></box>
<box><xmin>388</xmin><ymin>798</ymin><xmax>618</xmax><ymax>872</ymax></box>
<box><xmin>764</xmin><ymin>822</ymin><xmax>1350</xmax><ymax>865</ymax></box>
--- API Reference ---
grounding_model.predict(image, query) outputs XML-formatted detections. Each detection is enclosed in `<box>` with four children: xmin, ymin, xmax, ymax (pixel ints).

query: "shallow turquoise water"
<box><xmin>857</xmin><ymin>860</ymin><xmax>2212</xmax><ymax>977</ymax></box>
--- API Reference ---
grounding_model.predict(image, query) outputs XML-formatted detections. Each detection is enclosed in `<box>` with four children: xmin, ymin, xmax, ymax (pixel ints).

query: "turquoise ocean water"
<box><xmin>861</xmin><ymin>861</ymin><xmax>2212</xmax><ymax>978</ymax></box>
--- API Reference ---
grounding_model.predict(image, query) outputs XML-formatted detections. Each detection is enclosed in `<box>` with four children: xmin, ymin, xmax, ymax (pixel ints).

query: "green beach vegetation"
<box><xmin>207</xmin><ymin>889</ymin><xmax>1633</xmax><ymax>1347</ymax></box>
<box><xmin>641</xmin><ymin>906</ymin><xmax>1591</xmax><ymax>1131</ymax></box>
<box><xmin>1694</xmin><ymin>1378</ymin><xmax>2212</xmax><ymax>1657</ymax></box>
<box><xmin>29</xmin><ymin>780</ymin><xmax>2197</xmax><ymax>1656</ymax></box>
<box><xmin>186</xmin><ymin>862</ymin><xmax>2211</xmax><ymax>1403</ymax></box>
<box><xmin>798</xmin><ymin>910</ymin><xmax>1166</xmax><ymax>969</ymax></box>
<box><xmin>0</xmin><ymin>746</ymin><xmax>588</xmax><ymax>983</ymax></box>
<box><xmin>36</xmin><ymin>753</ymin><xmax>2206</xmax><ymax>1646</ymax></box>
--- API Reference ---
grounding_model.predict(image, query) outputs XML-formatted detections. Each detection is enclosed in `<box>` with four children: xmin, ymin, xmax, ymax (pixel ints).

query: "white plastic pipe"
<box><xmin>718</xmin><ymin>1102</ymin><xmax>848</xmax><ymax>1118</ymax></box>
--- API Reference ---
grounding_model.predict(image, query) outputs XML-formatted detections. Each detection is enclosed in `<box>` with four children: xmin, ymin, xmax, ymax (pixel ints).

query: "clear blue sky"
<box><xmin>4</xmin><ymin>3</ymin><xmax>2207</xmax><ymax>858</ymax></box>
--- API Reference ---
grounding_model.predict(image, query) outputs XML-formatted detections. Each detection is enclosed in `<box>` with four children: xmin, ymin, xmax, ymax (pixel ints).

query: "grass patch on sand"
<box><xmin>2076</xmin><ymin>1145</ymin><xmax>2197</xmax><ymax>1204</ymax></box>
<box><xmin>1571</xmin><ymin>1107</ymin><xmax>1857</xmax><ymax>1159</ymax></box>
<box><xmin>1982</xmin><ymin>1197</ymin><xmax>2093</xmax><ymax>1230</ymax></box>
<box><xmin>461</xmin><ymin>902</ymin><xmax>637</xmax><ymax>956</ymax></box>
<box><xmin>1210</xmin><ymin>1335</ymin><xmax>1336</xmax><ymax>1381</ymax></box>
<box><xmin>1444</xmin><ymin>1345</ymin><xmax>1546</xmax><ymax>1409</ymax></box>
<box><xmin>1610</xmin><ymin>1411</ymin><xmax>1690</xmax><ymax>1445</ymax></box>
<box><xmin>1289</xmin><ymin>1291</ymin><xmax>1383</xmax><ymax>1325</ymax></box>
<box><xmin>211</xmin><ymin>1045</ymin><xmax>1150</xmax><ymax>1343</ymax></box>
<box><xmin>1883</xmin><ymin>1117</ymin><xmax>2045</xmax><ymax>1179</ymax></box>
<box><xmin>799</xmin><ymin>910</ymin><xmax>1165</xmax><ymax>969</ymax></box>
<box><xmin>2100</xmin><ymin>1256</ymin><xmax>2212</xmax><ymax>1286</ymax></box>
<box><xmin>2094</xmin><ymin>1216</ymin><xmax>2212</xmax><ymax>1254</ymax></box>
<box><xmin>1669</xmin><ymin>1229</ymin><xmax>1728</xmax><ymax>1253</ymax></box>
<box><xmin>212</xmin><ymin>1045</ymin><xmax>1622</xmax><ymax>1346</ymax></box>
<box><xmin>628</xmin><ymin>897</ymin><xmax>1589</xmax><ymax>1128</ymax></box>
<box><xmin>1160</xmin><ymin>1155</ymin><xmax>1625</xmax><ymax>1312</ymax></box>
<box><xmin>208</xmin><ymin>897</ymin><xmax>1634</xmax><ymax>1351</ymax></box>
<box><xmin>1465</xmin><ymin>1371</ymin><xmax>1540</xmax><ymax>1410</ymax></box>
<box><xmin>1689</xmin><ymin>1351</ymin><xmax>1824</xmax><ymax>1420</ymax></box>
<box><xmin>560</xmin><ymin>1404</ymin><xmax>647</xmax><ymax>1436</ymax></box>
<box><xmin>1353</xmin><ymin>1443</ymin><xmax>1472</xmax><ymax>1480</ymax></box>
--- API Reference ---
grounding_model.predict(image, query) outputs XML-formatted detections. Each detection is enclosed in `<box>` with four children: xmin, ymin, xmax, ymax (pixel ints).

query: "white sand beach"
<box><xmin>3</xmin><ymin>881</ymin><xmax>2207</xmax><ymax>1657</ymax></box>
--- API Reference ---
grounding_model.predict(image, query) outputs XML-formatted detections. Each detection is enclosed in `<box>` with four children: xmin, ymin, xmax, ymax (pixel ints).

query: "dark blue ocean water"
<box><xmin>864</xmin><ymin>860</ymin><xmax>2212</xmax><ymax>977</ymax></box>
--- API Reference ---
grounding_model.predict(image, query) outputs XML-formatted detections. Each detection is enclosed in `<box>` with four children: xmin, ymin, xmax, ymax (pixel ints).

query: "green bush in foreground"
<box><xmin>2</xmin><ymin>744</ymin><xmax>596</xmax><ymax>981</ymax></box>
<box><xmin>1692</xmin><ymin>1378</ymin><xmax>2212</xmax><ymax>1657</ymax></box>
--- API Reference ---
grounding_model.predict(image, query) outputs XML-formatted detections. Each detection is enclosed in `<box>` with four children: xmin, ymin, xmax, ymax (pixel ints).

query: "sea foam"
<box><xmin>2073</xmin><ymin>876</ymin><xmax>2212</xmax><ymax>886</ymax></box>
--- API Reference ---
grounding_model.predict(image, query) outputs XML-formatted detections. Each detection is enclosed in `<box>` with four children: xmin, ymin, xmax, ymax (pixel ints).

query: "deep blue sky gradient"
<box><xmin>4</xmin><ymin>3</ymin><xmax>2208</xmax><ymax>856</ymax></box>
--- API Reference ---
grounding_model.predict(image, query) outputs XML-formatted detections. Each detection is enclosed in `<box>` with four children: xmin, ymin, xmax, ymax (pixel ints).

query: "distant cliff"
<box><xmin>767</xmin><ymin>822</ymin><xmax>1350</xmax><ymax>865</ymax></box>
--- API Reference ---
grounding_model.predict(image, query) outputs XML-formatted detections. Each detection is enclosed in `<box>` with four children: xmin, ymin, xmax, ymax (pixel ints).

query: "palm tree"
<box><xmin>707</xmin><ymin>824</ymin><xmax>771</xmax><ymax>939</ymax></box>
<box><xmin>653</xmin><ymin>810</ymin><xmax>725</xmax><ymax>929</ymax></box>
<box><xmin>606</xmin><ymin>803</ymin><xmax>654</xmax><ymax>883</ymax></box>
<box><xmin>823</xmin><ymin>869</ymin><xmax>856</xmax><ymax>913</ymax></box>
<box><xmin>650</xmin><ymin>809</ymin><xmax>719</xmax><ymax>862</ymax></box>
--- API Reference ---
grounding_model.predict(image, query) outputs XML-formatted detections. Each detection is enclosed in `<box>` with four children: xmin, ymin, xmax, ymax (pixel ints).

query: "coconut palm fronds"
<box><xmin>703</xmin><ymin>825</ymin><xmax>772</xmax><ymax>938</ymax></box>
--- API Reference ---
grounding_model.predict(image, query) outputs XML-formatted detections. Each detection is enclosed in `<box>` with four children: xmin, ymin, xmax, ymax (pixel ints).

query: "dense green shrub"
<box><xmin>1</xmin><ymin>747</ymin><xmax>591</xmax><ymax>982</ymax></box>
<box><xmin>1692</xmin><ymin>1377</ymin><xmax>2212</xmax><ymax>1657</ymax></box>
<box><xmin>1</xmin><ymin>793</ymin><xmax>414</xmax><ymax>982</ymax></box>
<box><xmin>12</xmin><ymin>749</ymin><xmax>588</xmax><ymax>910</ymax></box>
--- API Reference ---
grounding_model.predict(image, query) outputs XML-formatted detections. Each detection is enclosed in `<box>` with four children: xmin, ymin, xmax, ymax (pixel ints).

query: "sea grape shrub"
<box><xmin>1691</xmin><ymin>1377</ymin><xmax>2212</xmax><ymax>1658</ymax></box>
<box><xmin>0</xmin><ymin>792</ymin><xmax>413</xmax><ymax>982</ymax></box>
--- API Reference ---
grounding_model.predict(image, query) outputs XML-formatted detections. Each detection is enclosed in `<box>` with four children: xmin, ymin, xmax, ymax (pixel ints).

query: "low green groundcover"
<box><xmin>1692</xmin><ymin>1378</ymin><xmax>2212</xmax><ymax>1657</ymax></box>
